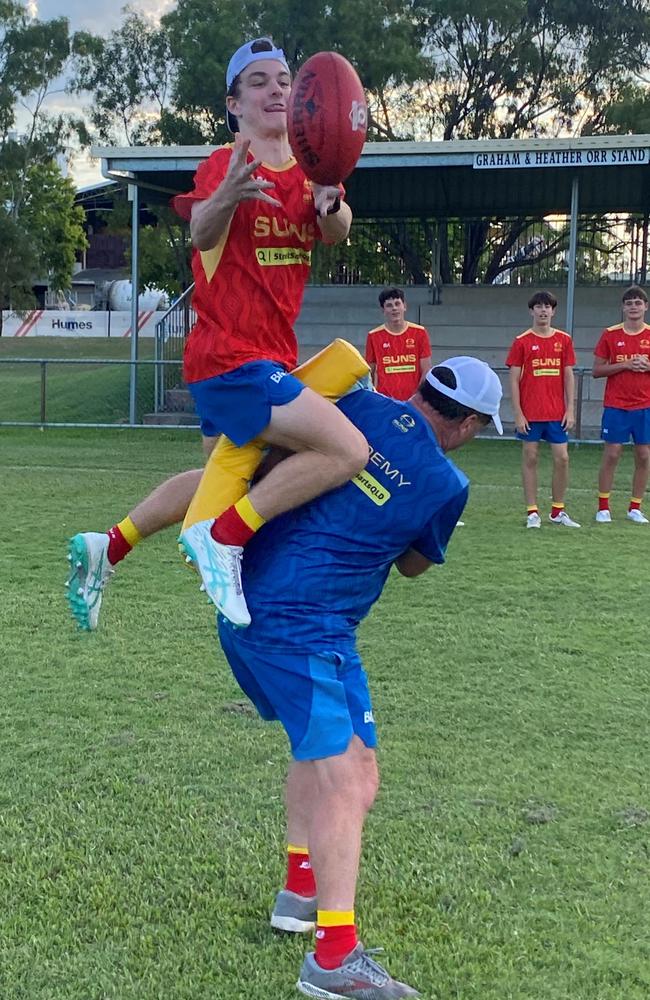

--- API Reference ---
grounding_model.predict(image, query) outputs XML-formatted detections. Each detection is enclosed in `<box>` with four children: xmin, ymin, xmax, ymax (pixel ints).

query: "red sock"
<box><xmin>211</xmin><ymin>506</ymin><xmax>255</xmax><ymax>547</ymax></box>
<box><xmin>629</xmin><ymin>497</ymin><xmax>642</xmax><ymax>511</ymax></box>
<box><xmin>285</xmin><ymin>848</ymin><xmax>317</xmax><ymax>897</ymax></box>
<box><xmin>551</xmin><ymin>503</ymin><xmax>564</xmax><ymax>519</ymax></box>
<box><xmin>106</xmin><ymin>525</ymin><xmax>132</xmax><ymax>565</ymax></box>
<box><xmin>598</xmin><ymin>493</ymin><xmax>610</xmax><ymax>512</ymax></box>
<box><xmin>315</xmin><ymin>917</ymin><xmax>358</xmax><ymax>970</ymax></box>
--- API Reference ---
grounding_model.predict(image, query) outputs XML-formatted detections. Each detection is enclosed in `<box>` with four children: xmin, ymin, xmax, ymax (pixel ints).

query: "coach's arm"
<box><xmin>394</xmin><ymin>548</ymin><xmax>433</xmax><ymax>577</ymax></box>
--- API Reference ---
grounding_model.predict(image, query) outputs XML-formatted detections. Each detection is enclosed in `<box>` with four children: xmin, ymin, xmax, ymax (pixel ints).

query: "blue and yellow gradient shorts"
<box><xmin>218</xmin><ymin>620</ymin><xmax>377</xmax><ymax>761</ymax></box>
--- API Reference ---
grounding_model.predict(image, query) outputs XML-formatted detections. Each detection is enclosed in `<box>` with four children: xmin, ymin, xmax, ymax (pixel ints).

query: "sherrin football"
<box><xmin>288</xmin><ymin>51</ymin><xmax>368</xmax><ymax>186</ymax></box>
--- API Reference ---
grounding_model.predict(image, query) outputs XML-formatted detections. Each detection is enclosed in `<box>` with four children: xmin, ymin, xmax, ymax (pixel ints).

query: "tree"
<box><xmin>70</xmin><ymin>11</ymin><xmax>174</xmax><ymax>146</ymax></box>
<box><xmin>70</xmin><ymin>0</ymin><xmax>650</xmax><ymax>287</ymax></box>
<box><xmin>0</xmin><ymin>1</ymin><xmax>87</xmax><ymax>332</ymax></box>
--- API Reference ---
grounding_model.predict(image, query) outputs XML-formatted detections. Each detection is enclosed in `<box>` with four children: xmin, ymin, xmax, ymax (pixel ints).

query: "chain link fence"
<box><xmin>0</xmin><ymin>358</ymin><xmax>189</xmax><ymax>428</ymax></box>
<box><xmin>0</xmin><ymin>358</ymin><xmax>608</xmax><ymax>441</ymax></box>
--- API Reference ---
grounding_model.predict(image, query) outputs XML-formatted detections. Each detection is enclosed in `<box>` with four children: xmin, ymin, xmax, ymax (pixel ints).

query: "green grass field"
<box><xmin>1</xmin><ymin>427</ymin><xmax>649</xmax><ymax>1000</ymax></box>
<box><xmin>0</xmin><ymin>338</ymin><xmax>158</xmax><ymax>424</ymax></box>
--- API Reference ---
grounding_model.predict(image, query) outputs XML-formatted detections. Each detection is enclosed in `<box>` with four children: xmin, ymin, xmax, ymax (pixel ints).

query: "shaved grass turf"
<box><xmin>1</xmin><ymin>428</ymin><xmax>649</xmax><ymax>999</ymax></box>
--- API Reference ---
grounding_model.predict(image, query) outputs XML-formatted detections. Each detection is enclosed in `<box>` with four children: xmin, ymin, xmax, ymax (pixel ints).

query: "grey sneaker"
<box><xmin>297</xmin><ymin>943</ymin><xmax>420</xmax><ymax>998</ymax></box>
<box><xmin>66</xmin><ymin>532</ymin><xmax>114</xmax><ymax>631</ymax></box>
<box><xmin>178</xmin><ymin>520</ymin><xmax>251</xmax><ymax>627</ymax></box>
<box><xmin>271</xmin><ymin>890</ymin><xmax>317</xmax><ymax>933</ymax></box>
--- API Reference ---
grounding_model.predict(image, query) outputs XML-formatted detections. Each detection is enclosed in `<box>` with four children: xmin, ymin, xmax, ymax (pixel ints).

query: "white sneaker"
<box><xmin>626</xmin><ymin>508</ymin><xmax>649</xmax><ymax>524</ymax></box>
<box><xmin>66</xmin><ymin>532</ymin><xmax>114</xmax><ymax>630</ymax></box>
<box><xmin>456</xmin><ymin>520</ymin><xmax>465</xmax><ymax>527</ymax></box>
<box><xmin>178</xmin><ymin>520</ymin><xmax>251</xmax><ymax>626</ymax></box>
<box><xmin>526</xmin><ymin>512</ymin><xmax>541</xmax><ymax>528</ymax></box>
<box><xmin>595</xmin><ymin>509</ymin><xmax>612</xmax><ymax>523</ymax></box>
<box><xmin>549</xmin><ymin>510</ymin><xmax>581</xmax><ymax>528</ymax></box>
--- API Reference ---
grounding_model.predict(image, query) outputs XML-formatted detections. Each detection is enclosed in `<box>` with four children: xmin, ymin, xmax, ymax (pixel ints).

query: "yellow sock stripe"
<box><xmin>117</xmin><ymin>515</ymin><xmax>142</xmax><ymax>547</ymax></box>
<box><xmin>552</xmin><ymin>502</ymin><xmax>565</xmax><ymax>509</ymax></box>
<box><xmin>527</xmin><ymin>505</ymin><xmax>538</xmax><ymax>512</ymax></box>
<box><xmin>234</xmin><ymin>495</ymin><xmax>266</xmax><ymax>531</ymax></box>
<box><xmin>317</xmin><ymin>910</ymin><xmax>355</xmax><ymax>927</ymax></box>
<box><xmin>287</xmin><ymin>844</ymin><xmax>309</xmax><ymax>855</ymax></box>
<box><xmin>631</xmin><ymin>497</ymin><xmax>643</xmax><ymax>504</ymax></box>
<box><xmin>598</xmin><ymin>492</ymin><xmax>610</xmax><ymax>499</ymax></box>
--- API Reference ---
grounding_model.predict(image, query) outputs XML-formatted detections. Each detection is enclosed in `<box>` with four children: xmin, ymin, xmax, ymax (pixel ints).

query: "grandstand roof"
<box><xmin>94</xmin><ymin>134</ymin><xmax>650</xmax><ymax>218</ymax></box>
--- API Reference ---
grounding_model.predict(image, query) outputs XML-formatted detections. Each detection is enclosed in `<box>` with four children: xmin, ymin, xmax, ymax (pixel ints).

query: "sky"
<box><xmin>23</xmin><ymin>0</ymin><xmax>175</xmax><ymax>186</ymax></box>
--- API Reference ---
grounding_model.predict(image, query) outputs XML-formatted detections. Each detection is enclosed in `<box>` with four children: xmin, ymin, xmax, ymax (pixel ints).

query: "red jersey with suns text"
<box><xmin>506</xmin><ymin>329</ymin><xmax>576</xmax><ymax>421</ymax></box>
<box><xmin>365</xmin><ymin>323</ymin><xmax>432</xmax><ymax>400</ymax></box>
<box><xmin>593</xmin><ymin>323</ymin><xmax>650</xmax><ymax>410</ymax></box>
<box><xmin>172</xmin><ymin>146</ymin><xmax>321</xmax><ymax>384</ymax></box>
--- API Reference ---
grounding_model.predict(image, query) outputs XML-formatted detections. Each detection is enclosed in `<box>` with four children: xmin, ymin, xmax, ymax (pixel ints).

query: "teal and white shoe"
<box><xmin>178</xmin><ymin>520</ymin><xmax>251</xmax><ymax>627</ymax></box>
<box><xmin>66</xmin><ymin>532</ymin><xmax>113</xmax><ymax>631</ymax></box>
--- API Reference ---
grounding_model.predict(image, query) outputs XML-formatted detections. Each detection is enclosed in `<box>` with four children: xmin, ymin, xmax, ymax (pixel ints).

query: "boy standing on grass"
<box><xmin>506</xmin><ymin>290</ymin><xmax>580</xmax><ymax>529</ymax></box>
<box><xmin>365</xmin><ymin>287</ymin><xmax>432</xmax><ymax>400</ymax></box>
<box><xmin>593</xmin><ymin>285</ymin><xmax>650</xmax><ymax>523</ymax></box>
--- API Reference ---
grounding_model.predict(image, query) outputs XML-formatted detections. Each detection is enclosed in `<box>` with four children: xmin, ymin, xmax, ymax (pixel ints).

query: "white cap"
<box><xmin>226</xmin><ymin>38</ymin><xmax>290</xmax><ymax>133</ymax></box>
<box><xmin>425</xmin><ymin>356</ymin><xmax>503</xmax><ymax>435</ymax></box>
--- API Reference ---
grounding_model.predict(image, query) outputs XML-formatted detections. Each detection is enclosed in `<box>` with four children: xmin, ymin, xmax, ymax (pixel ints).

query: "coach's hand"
<box><xmin>562</xmin><ymin>409</ymin><xmax>575</xmax><ymax>431</ymax></box>
<box><xmin>632</xmin><ymin>354</ymin><xmax>650</xmax><ymax>372</ymax></box>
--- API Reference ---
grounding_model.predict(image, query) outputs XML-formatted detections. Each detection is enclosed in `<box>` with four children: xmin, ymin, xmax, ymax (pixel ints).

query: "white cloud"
<box><xmin>20</xmin><ymin>1</ymin><xmax>176</xmax><ymax>185</ymax></box>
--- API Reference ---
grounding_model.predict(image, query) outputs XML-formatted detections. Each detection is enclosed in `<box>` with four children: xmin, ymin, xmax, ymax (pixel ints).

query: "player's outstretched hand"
<box><xmin>312</xmin><ymin>183</ymin><xmax>342</xmax><ymax>217</ymax></box>
<box><xmin>222</xmin><ymin>133</ymin><xmax>281</xmax><ymax>208</ymax></box>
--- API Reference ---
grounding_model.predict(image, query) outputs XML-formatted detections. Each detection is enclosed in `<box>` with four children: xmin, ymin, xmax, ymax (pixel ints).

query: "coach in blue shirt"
<box><xmin>219</xmin><ymin>356</ymin><xmax>503</xmax><ymax>999</ymax></box>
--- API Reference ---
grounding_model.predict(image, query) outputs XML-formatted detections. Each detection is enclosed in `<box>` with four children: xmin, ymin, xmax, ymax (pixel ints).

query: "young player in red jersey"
<box><xmin>506</xmin><ymin>290</ymin><xmax>579</xmax><ymax>528</ymax></box>
<box><xmin>365</xmin><ymin>287</ymin><xmax>432</xmax><ymax>400</ymax></box>
<box><xmin>593</xmin><ymin>285</ymin><xmax>650</xmax><ymax>524</ymax></box>
<box><xmin>160</xmin><ymin>39</ymin><xmax>372</xmax><ymax>627</ymax></box>
<box><xmin>66</xmin><ymin>39</ymin><xmax>367</xmax><ymax>631</ymax></box>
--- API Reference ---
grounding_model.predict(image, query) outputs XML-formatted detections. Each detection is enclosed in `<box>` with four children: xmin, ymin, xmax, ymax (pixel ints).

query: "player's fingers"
<box><xmin>253</xmin><ymin>191</ymin><xmax>282</xmax><ymax>207</ymax></box>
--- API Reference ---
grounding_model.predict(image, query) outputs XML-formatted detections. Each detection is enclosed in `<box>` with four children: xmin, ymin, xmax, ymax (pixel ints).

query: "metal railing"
<box><xmin>0</xmin><ymin>359</ymin><xmax>607</xmax><ymax>439</ymax></box>
<box><xmin>154</xmin><ymin>284</ymin><xmax>195</xmax><ymax>413</ymax></box>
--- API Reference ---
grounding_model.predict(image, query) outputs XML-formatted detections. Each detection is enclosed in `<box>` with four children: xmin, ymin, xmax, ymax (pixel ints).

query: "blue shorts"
<box><xmin>601</xmin><ymin>406</ymin><xmax>650</xmax><ymax>445</ymax></box>
<box><xmin>188</xmin><ymin>361</ymin><xmax>304</xmax><ymax>445</ymax></box>
<box><xmin>516</xmin><ymin>420</ymin><xmax>568</xmax><ymax>444</ymax></box>
<box><xmin>218</xmin><ymin>620</ymin><xmax>377</xmax><ymax>761</ymax></box>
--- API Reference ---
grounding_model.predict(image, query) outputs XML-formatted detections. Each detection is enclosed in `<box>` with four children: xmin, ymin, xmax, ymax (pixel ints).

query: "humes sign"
<box><xmin>473</xmin><ymin>148</ymin><xmax>649</xmax><ymax>169</ymax></box>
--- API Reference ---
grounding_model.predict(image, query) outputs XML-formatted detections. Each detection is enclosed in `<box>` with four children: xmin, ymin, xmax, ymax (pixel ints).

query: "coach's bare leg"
<box><xmin>128</xmin><ymin>436</ymin><xmax>217</xmax><ymax>536</ymax></box>
<box><xmin>286</xmin><ymin>761</ymin><xmax>314</xmax><ymax>847</ymax></box>
<box><xmin>631</xmin><ymin>444</ymin><xmax>650</xmax><ymax>500</ymax></box>
<box><xmin>247</xmin><ymin>389</ymin><xmax>368</xmax><ymax>521</ymax></box>
<box><xmin>550</xmin><ymin>442</ymin><xmax>569</xmax><ymax>505</ymax></box>
<box><xmin>305</xmin><ymin>737</ymin><xmax>379</xmax><ymax>910</ymax></box>
<box><xmin>598</xmin><ymin>442</ymin><xmax>623</xmax><ymax>494</ymax></box>
<box><xmin>521</xmin><ymin>441</ymin><xmax>539</xmax><ymax>507</ymax></box>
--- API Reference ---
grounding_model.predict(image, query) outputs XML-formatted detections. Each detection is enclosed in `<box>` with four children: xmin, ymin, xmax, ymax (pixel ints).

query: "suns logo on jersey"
<box><xmin>554</xmin><ymin>341</ymin><xmax>563</xmax><ymax>351</ymax></box>
<box><xmin>406</xmin><ymin>337</ymin><xmax>415</xmax><ymax>347</ymax></box>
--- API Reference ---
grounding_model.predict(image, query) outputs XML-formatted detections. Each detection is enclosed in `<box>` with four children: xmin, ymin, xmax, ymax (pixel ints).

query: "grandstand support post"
<box><xmin>566</xmin><ymin>175</ymin><xmax>580</xmax><ymax>336</ymax></box>
<box><xmin>128</xmin><ymin>182</ymin><xmax>139</xmax><ymax>426</ymax></box>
